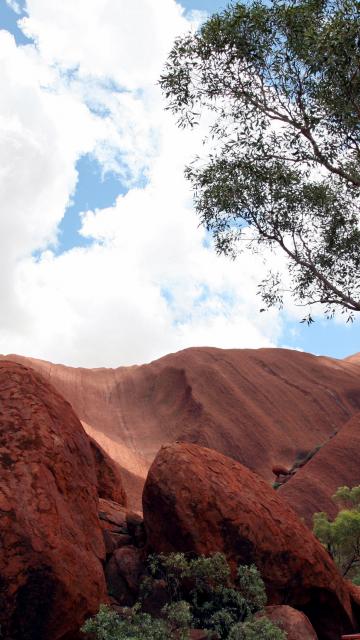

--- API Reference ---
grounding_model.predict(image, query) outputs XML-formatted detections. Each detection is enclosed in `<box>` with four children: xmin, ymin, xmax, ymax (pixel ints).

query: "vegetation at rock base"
<box><xmin>82</xmin><ymin>552</ymin><xmax>286</xmax><ymax>639</ymax></box>
<box><xmin>313</xmin><ymin>485</ymin><xmax>360</xmax><ymax>580</ymax></box>
<box><xmin>160</xmin><ymin>0</ymin><xmax>360</xmax><ymax>322</ymax></box>
<box><xmin>229</xmin><ymin>617</ymin><xmax>289</xmax><ymax>640</ymax></box>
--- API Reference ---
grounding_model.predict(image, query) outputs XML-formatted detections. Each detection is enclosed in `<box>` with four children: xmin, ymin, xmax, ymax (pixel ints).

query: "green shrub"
<box><xmin>81</xmin><ymin>604</ymin><xmax>169</xmax><ymax>640</ymax></box>
<box><xmin>229</xmin><ymin>617</ymin><xmax>287</xmax><ymax>640</ymax></box>
<box><xmin>236</xmin><ymin>564</ymin><xmax>267</xmax><ymax>613</ymax></box>
<box><xmin>161</xmin><ymin>601</ymin><xmax>191</xmax><ymax>639</ymax></box>
<box><xmin>82</xmin><ymin>553</ymin><xmax>285</xmax><ymax>640</ymax></box>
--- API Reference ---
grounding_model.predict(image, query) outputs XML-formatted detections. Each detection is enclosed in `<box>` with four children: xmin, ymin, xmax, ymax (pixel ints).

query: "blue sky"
<box><xmin>0</xmin><ymin>0</ymin><xmax>359</xmax><ymax>365</ymax></box>
<box><xmin>181</xmin><ymin>0</ymin><xmax>228</xmax><ymax>9</ymax></box>
<box><xmin>0</xmin><ymin>1</ymin><xmax>29</xmax><ymax>44</ymax></box>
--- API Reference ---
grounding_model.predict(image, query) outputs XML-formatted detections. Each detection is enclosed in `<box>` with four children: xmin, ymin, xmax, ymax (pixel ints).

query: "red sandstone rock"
<box><xmin>89</xmin><ymin>435</ymin><xmax>127</xmax><ymax>506</ymax></box>
<box><xmin>143</xmin><ymin>442</ymin><xmax>356</xmax><ymax>640</ymax></box>
<box><xmin>189</xmin><ymin>631</ymin><xmax>209</xmax><ymax>640</ymax></box>
<box><xmin>105</xmin><ymin>546</ymin><xmax>143</xmax><ymax>606</ymax></box>
<box><xmin>279</xmin><ymin>413</ymin><xmax>360</xmax><ymax>526</ymax></box>
<box><xmin>347</xmin><ymin>583</ymin><xmax>360</xmax><ymax>625</ymax></box>
<box><xmin>103</xmin><ymin>529</ymin><xmax>132</xmax><ymax>556</ymax></box>
<box><xmin>99</xmin><ymin>497</ymin><xmax>128</xmax><ymax>529</ymax></box>
<box><xmin>0</xmin><ymin>361</ymin><xmax>106</xmax><ymax>640</ymax></box>
<box><xmin>256</xmin><ymin>605</ymin><xmax>318</xmax><ymax>639</ymax></box>
<box><xmin>4</xmin><ymin>348</ymin><xmax>360</xmax><ymax>511</ymax></box>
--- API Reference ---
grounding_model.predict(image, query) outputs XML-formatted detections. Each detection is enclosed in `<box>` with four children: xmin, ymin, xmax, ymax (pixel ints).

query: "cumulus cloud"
<box><xmin>0</xmin><ymin>30</ymin><xmax>105</xmax><ymax>325</ymax></box>
<box><xmin>0</xmin><ymin>0</ymin><xmax>288</xmax><ymax>366</ymax></box>
<box><xmin>19</xmin><ymin>0</ymin><xmax>188</xmax><ymax>89</ymax></box>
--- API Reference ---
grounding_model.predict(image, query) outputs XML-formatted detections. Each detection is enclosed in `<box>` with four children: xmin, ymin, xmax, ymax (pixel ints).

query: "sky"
<box><xmin>0</xmin><ymin>0</ymin><xmax>359</xmax><ymax>367</ymax></box>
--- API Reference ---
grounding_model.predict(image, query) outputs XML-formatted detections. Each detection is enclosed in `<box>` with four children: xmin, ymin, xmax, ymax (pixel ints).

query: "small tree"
<box><xmin>160</xmin><ymin>0</ymin><xmax>360</xmax><ymax>321</ymax></box>
<box><xmin>313</xmin><ymin>485</ymin><xmax>360</xmax><ymax>579</ymax></box>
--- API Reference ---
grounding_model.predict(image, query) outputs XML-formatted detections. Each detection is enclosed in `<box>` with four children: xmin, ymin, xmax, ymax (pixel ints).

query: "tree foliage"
<box><xmin>82</xmin><ymin>552</ymin><xmax>285</xmax><ymax>640</ymax></box>
<box><xmin>160</xmin><ymin>0</ymin><xmax>360</xmax><ymax>321</ymax></box>
<box><xmin>313</xmin><ymin>485</ymin><xmax>360</xmax><ymax>579</ymax></box>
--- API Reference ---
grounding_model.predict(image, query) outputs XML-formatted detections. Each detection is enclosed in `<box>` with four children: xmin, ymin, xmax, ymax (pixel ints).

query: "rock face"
<box><xmin>0</xmin><ymin>361</ymin><xmax>106</xmax><ymax>640</ymax></box>
<box><xmin>98</xmin><ymin>498</ymin><xmax>146</xmax><ymax>606</ymax></box>
<box><xmin>256</xmin><ymin>605</ymin><xmax>318</xmax><ymax>640</ymax></box>
<box><xmin>279</xmin><ymin>413</ymin><xmax>360</xmax><ymax>526</ymax></box>
<box><xmin>3</xmin><ymin>348</ymin><xmax>360</xmax><ymax>512</ymax></box>
<box><xmin>143</xmin><ymin>443</ymin><xmax>356</xmax><ymax>640</ymax></box>
<box><xmin>89</xmin><ymin>436</ymin><xmax>127</xmax><ymax>506</ymax></box>
<box><xmin>105</xmin><ymin>546</ymin><xmax>143</xmax><ymax>606</ymax></box>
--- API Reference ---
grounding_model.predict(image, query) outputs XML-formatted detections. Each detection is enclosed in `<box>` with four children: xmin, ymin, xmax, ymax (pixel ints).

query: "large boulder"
<box><xmin>0</xmin><ymin>362</ymin><xmax>106</xmax><ymax>640</ymax></box>
<box><xmin>89</xmin><ymin>435</ymin><xmax>127</xmax><ymax>506</ymax></box>
<box><xmin>143</xmin><ymin>443</ymin><xmax>356</xmax><ymax>640</ymax></box>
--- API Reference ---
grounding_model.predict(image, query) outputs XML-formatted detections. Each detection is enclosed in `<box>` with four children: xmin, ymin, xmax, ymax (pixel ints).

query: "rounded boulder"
<box><xmin>0</xmin><ymin>362</ymin><xmax>106</xmax><ymax>640</ymax></box>
<box><xmin>143</xmin><ymin>442</ymin><xmax>356</xmax><ymax>640</ymax></box>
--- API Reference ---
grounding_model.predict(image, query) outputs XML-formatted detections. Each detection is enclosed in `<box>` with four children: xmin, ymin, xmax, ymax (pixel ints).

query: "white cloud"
<box><xmin>5</xmin><ymin>0</ymin><xmax>22</xmax><ymax>14</ymax></box>
<box><xmin>0</xmin><ymin>0</ymin><xmax>287</xmax><ymax>366</ymax></box>
<box><xmin>0</xmin><ymin>29</ymin><xmax>110</xmax><ymax>327</ymax></box>
<box><xmin>19</xmin><ymin>0</ymin><xmax>189</xmax><ymax>90</ymax></box>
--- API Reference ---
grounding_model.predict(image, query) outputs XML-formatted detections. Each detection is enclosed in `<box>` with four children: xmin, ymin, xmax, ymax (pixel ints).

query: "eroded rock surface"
<box><xmin>279</xmin><ymin>413</ymin><xmax>360</xmax><ymax>525</ymax></box>
<box><xmin>143</xmin><ymin>442</ymin><xmax>356</xmax><ymax>640</ymax></box>
<box><xmin>0</xmin><ymin>361</ymin><xmax>106</xmax><ymax>640</ymax></box>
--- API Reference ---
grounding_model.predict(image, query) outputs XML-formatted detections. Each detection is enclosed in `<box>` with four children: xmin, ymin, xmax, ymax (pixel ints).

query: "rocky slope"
<box><xmin>279</xmin><ymin>412</ymin><xmax>360</xmax><ymax>525</ymax></box>
<box><xmin>3</xmin><ymin>347</ymin><xmax>360</xmax><ymax>513</ymax></box>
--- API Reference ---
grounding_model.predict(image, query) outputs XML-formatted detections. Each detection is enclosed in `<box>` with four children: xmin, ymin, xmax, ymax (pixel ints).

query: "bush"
<box><xmin>229</xmin><ymin>618</ymin><xmax>287</xmax><ymax>640</ymax></box>
<box><xmin>82</xmin><ymin>553</ymin><xmax>285</xmax><ymax>640</ymax></box>
<box><xmin>82</xmin><ymin>604</ymin><xmax>170</xmax><ymax>640</ymax></box>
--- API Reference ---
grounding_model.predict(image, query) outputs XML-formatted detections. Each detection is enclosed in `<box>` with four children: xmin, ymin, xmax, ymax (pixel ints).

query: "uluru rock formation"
<box><xmin>2</xmin><ymin>347</ymin><xmax>360</xmax><ymax>639</ymax></box>
<box><xmin>0</xmin><ymin>361</ymin><xmax>106</xmax><ymax>640</ymax></box>
<box><xmin>279</xmin><ymin>412</ymin><xmax>360</xmax><ymax>525</ymax></box>
<box><xmin>143</xmin><ymin>442</ymin><xmax>356</xmax><ymax>640</ymax></box>
<box><xmin>3</xmin><ymin>347</ymin><xmax>360</xmax><ymax>512</ymax></box>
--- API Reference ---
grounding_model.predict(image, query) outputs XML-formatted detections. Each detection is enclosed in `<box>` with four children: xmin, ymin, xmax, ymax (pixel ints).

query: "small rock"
<box><xmin>105</xmin><ymin>557</ymin><xmax>131</xmax><ymax>606</ymax></box>
<box><xmin>99</xmin><ymin>498</ymin><xmax>127</xmax><ymax>529</ymax></box>
<box><xmin>256</xmin><ymin>605</ymin><xmax>318</xmax><ymax>640</ymax></box>
<box><xmin>103</xmin><ymin>529</ymin><xmax>132</xmax><ymax>555</ymax></box>
<box><xmin>105</xmin><ymin>546</ymin><xmax>144</xmax><ymax>606</ymax></box>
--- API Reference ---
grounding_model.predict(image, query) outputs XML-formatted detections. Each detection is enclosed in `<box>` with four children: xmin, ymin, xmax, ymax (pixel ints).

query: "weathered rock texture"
<box><xmin>279</xmin><ymin>413</ymin><xmax>360</xmax><ymax>525</ymax></box>
<box><xmin>3</xmin><ymin>348</ymin><xmax>360</xmax><ymax>511</ymax></box>
<box><xmin>97</xmin><ymin>498</ymin><xmax>146</xmax><ymax>606</ymax></box>
<box><xmin>89</xmin><ymin>435</ymin><xmax>127</xmax><ymax>506</ymax></box>
<box><xmin>256</xmin><ymin>605</ymin><xmax>318</xmax><ymax>640</ymax></box>
<box><xmin>0</xmin><ymin>361</ymin><xmax>106</xmax><ymax>640</ymax></box>
<box><xmin>143</xmin><ymin>442</ymin><xmax>356</xmax><ymax>640</ymax></box>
